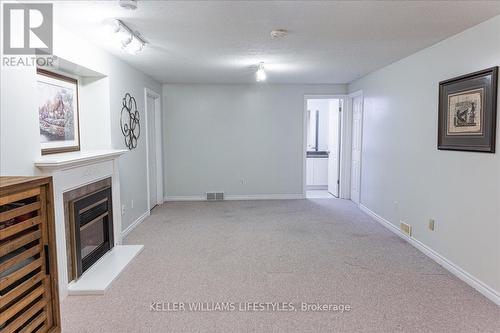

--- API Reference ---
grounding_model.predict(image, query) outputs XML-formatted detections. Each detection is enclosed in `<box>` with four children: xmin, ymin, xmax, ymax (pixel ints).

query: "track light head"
<box><xmin>256</xmin><ymin>62</ymin><xmax>266</xmax><ymax>82</ymax></box>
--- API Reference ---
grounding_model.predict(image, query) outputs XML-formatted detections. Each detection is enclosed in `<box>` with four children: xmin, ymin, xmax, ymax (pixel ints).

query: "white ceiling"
<box><xmin>54</xmin><ymin>0</ymin><xmax>500</xmax><ymax>84</ymax></box>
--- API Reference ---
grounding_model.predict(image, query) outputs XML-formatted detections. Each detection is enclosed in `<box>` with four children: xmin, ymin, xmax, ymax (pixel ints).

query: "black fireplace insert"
<box><xmin>70</xmin><ymin>187</ymin><xmax>113</xmax><ymax>278</ymax></box>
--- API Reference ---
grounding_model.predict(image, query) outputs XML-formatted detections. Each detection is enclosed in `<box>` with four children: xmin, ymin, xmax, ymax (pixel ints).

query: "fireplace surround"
<box><xmin>35</xmin><ymin>149</ymin><xmax>131</xmax><ymax>298</ymax></box>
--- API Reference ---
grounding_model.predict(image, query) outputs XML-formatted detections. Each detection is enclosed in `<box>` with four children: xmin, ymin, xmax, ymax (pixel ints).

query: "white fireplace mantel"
<box><xmin>35</xmin><ymin>149</ymin><xmax>129</xmax><ymax>300</ymax></box>
<box><xmin>35</xmin><ymin>149</ymin><xmax>127</xmax><ymax>171</ymax></box>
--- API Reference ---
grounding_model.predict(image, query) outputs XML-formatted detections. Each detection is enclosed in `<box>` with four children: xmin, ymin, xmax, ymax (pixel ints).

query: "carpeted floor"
<box><xmin>61</xmin><ymin>199</ymin><xmax>499</xmax><ymax>332</ymax></box>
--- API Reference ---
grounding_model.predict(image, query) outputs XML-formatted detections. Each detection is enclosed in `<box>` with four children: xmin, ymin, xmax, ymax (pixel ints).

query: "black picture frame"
<box><xmin>438</xmin><ymin>67</ymin><xmax>498</xmax><ymax>153</ymax></box>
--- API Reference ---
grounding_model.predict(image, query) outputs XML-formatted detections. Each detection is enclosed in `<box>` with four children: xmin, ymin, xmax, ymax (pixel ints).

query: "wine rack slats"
<box><xmin>0</xmin><ymin>216</ymin><xmax>41</xmax><ymax>241</ymax></box>
<box><xmin>0</xmin><ymin>176</ymin><xmax>60</xmax><ymax>333</ymax></box>
<box><xmin>1</xmin><ymin>271</ymin><xmax>44</xmax><ymax>306</ymax></box>
<box><xmin>0</xmin><ymin>257</ymin><xmax>43</xmax><ymax>290</ymax></box>
<box><xmin>1</xmin><ymin>244</ymin><xmax>39</xmax><ymax>273</ymax></box>
<box><xmin>0</xmin><ymin>201</ymin><xmax>41</xmax><ymax>223</ymax></box>
<box><xmin>0</xmin><ymin>188</ymin><xmax>40</xmax><ymax>206</ymax></box>
<box><xmin>0</xmin><ymin>229</ymin><xmax>41</xmax><ymax>257</ymax></box>
<box><xmin>18</xmin><ymin>310</ymin><xmax>47</xmax><ymax>333</ymax></box>
<box><xmin>1</xmin><ymin>298</ymin><xmax>47</xmax><ymax>333</ymax></box>
<box><xmin>0</xmin><ymin>283</ymin><xmax>45</xmax><ymax>325</ymax></box>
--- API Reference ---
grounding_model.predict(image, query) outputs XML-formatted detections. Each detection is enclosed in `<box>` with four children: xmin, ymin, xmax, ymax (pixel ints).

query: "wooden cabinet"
<box><xmin>1</xmin><ymin>177</ymin><xmax>60</xmax><ymax>333</ymax></box>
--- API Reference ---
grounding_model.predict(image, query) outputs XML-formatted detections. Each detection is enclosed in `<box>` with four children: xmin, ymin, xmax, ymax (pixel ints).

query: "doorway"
<box><xmin>144</xmin><ymin>88</ymin><xmax>163</xmax><ymax>211</ymax></box>
<box><xmin>304</xmin><ymin>97</ymin><xmax>343</xmax><ymax>199</ymax></box>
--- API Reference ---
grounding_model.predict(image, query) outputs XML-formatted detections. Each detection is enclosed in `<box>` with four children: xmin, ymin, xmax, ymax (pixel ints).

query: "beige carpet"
<box><xmin>61</xmin><ymin>199</ymin><xmax>499</xmax><ymax>332</ymax></box>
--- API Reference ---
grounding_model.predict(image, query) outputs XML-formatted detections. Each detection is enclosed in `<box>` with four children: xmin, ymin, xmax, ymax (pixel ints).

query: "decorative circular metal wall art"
<box><xmin>120</xmin><ymin>93</ymin><xmax>140</xmax><ymax>150</ymax></box>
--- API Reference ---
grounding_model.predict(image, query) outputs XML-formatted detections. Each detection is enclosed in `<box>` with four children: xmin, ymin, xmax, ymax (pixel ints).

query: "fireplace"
<box><xmin>69</xmin><ymin>187</ymin><xmax>114</xmax><ymax>278</ymax></box>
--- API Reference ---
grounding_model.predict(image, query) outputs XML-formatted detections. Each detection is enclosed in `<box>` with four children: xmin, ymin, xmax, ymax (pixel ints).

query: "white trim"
<box><xmin>359</xmin><ymin>204</ymin><xmax>500</xmax><ymax>306</ymax></box>
<box><xmin>164</xmin><ymin>194</ymin><xmax>305</xmax><ymax>202</ymax></box>
<box><xmin>306</xmin><ymin>185</ymin><xmax>328</xmax><ymax>190</ymax></box>
<box><xmin>302</xmin><ymin>97</ymin><xmax>308</xmax><ymax>198</ymax></box>
<box><xmin>302</xmin><ymin>94</ymin><xmax>347</xmax><ymax>199</ymax></box>
<box><xmin>347</xmin><ymin>90</ymin><xmax>363</xmax><ymax>98</ymax></box>
<box><xmin>225</xmin><ymin>194</ymin><xmax>304</xmax><ymax>201</ymax></box>
<box><xmin>121</xmin><ymin>210</ymin><xmax>150</xmax><ymax>239</ymax></box>
<box><xmin>164</xmin><ymin>195</ymin><xmax>206</xmax><ymax>202</ymax></box>
<box><xmin>304</xmin><ymin>94</ymin><xmax>344</xmax><ymax>99</ymax></box>
<box><xmin>340</xmin><ymin>95</ymin><xmax>353</xmax><ymax>199</ymax></box>
<box><xmin>35</xmin><ymin>149</ymin><xmax>127</xmax><ymax>170</ymax></box>
<box><xmin>144</xmin><ymin>88</ymin><xmax>163</xmax><ymax>211</ymax></box>
<box><xmin>154</xmin><ymin>92</ymin><xmax>163</xmax><ymax>205</ymax></box>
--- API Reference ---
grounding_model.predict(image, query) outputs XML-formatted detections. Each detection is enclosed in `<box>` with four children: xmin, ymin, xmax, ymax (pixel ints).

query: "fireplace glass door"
<box><xmin>70</xmin><ymin>187</ymin><xmax>113</xmax><ymax>278</ymax></box>
<box><xmin>80</xmin><ymin>215</ymin><xmax>106</xmax><ymax>258</ymax></box>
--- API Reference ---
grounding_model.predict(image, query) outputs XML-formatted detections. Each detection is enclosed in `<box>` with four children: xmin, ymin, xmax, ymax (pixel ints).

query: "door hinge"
<box><xmin>337</xmin><ymin>179</ymin><xmax>340</xmax><ymax>185</ymax></box>
<box><xmin>44</xmin><ymin>245</ymin><xmax>50</xmax><ymax>274</ymax></box>
<box><xmin>339</xmin><ymin>106</ymin><xmax>342</xmax><ymax>112</ymax></box>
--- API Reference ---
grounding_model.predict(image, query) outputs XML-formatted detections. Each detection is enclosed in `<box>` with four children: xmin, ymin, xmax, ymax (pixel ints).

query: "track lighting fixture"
<box><xmin>108</xmin><ymin>19</ymin><xmax>146</xmax><ymax>54</ymax></box>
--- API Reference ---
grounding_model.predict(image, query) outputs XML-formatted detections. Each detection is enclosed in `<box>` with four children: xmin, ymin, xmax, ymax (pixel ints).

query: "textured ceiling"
<box><xmin>54</xmin><ymin>1</ymin><xmax>500</xmax><ymax>84</ymax></box>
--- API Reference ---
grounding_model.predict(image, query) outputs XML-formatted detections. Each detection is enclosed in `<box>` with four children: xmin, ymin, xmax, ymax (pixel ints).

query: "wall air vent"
<box><xmin>206</xmin><ymin>192</ymin><xmax>224</xmax><ymax>201</ymax></box>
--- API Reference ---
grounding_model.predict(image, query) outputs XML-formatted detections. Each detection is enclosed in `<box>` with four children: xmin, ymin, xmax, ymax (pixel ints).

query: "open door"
<box><xmin>350</xmin><ymin>94</ymin><xmax>363</xmax><ymax>204</ymax></box>
<box><xmin>327</xmin><ymin>99</ymin><xmax>341</xmax><ymax>197</ymax></box>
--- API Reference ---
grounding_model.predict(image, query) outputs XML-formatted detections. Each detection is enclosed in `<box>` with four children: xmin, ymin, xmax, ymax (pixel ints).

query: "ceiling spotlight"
<box><xmin>108</xmin><ymin>19</ymin><xmax>146</xmax><ymax>54</ymax></box>
<box><xmin>119</xmin><ymin>0</ymin><xmax>138</xmax><ymax>10</ymax></box>
<box><xmin>270</xmin><ymin>29</ymin><xmax>288</xmax><ymax>39</ymax></box>
<box><xmin>124</xmin><ymin>36</ymin><xmax>145</xmax><ymax>54</ymax></box>
<box><xmin>256</xmin><ymin>62</ymin><xmax>266</xmax><ymax>82</ymax></box>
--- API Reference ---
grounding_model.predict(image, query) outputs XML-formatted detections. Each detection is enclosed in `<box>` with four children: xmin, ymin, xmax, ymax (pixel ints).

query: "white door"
<box><xmin>350</xmin><ymin>95</ymin><xmax>363</xmax><ymax>204</ymax></box>
<box><xmin>327</xmin><ymin>99</ymin><xmax>340</xmax><ymax>197</ymax></box>
<box><xmin>147</xmin><ymin>95</ymin><xmax>157</xmax><ymax>210</ymax></box>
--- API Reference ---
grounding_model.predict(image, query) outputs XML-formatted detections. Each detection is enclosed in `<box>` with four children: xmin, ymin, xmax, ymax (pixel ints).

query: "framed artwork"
<box><xmin>37</xmin><ymin>68</ymin><xmax>80</xmax><ymax>155</ymax></box>
<box><xmin>438</xmin><ymin>67</ymin><xmax>498</xmax><ymax>153</ymax></box>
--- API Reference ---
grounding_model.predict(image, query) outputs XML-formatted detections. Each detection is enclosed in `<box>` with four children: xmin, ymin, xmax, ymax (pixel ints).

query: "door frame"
<box><xmin>345</xmin><ymin>90</ymin><xmax>364</xmax><ymax>204</ymax></box>
<box><xmin>302</xmin><ymin>94</ymin><xmax>347</xmax><ymax>198</ymax></box>
<box><xmin>144</xmin><ymin>87</ymin><xmax>163</xmax><ymax>210</ymax></box>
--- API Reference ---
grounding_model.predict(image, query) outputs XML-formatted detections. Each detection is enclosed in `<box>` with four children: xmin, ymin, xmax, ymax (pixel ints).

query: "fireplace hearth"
<box><xmin>70</xmin><ymin>187</ymin><xmax>114</xmax><ymax>278</ymax></box>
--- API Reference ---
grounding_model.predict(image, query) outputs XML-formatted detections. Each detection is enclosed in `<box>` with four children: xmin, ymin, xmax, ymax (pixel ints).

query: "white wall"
<box><xmin>348</xmin><ymin>16</ymin><xmax>500</xmax><ymax>296</ymax></box>
<box><xmin>1</xmin><ymin>66</ymin><xmax>40</xmax><ymax>175</ymax></box>
<box><xmin>0</xmin><ymin>24</ymin><xmax>162</xmax><ymax>232</ymax></box>
<box><xmin>163</xmin><ymin>84</ymin><xmax>346</xmax><ymax>198</ymax></box>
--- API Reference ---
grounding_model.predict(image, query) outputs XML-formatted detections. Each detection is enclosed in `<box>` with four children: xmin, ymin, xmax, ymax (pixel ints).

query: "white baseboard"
<box><xmin>359</xmin><ymin>204</ymin><xmax>500</xmax><ymax>306</ymax></box>
<box><xmin>225</xmin><ymin>194</ymin><xmax>304</xmax><ymax>200</ymax></box>
<box><xmin>164</xmin><ymin>195</ymin><xmax>205</xmax><ymax>202</ymax></box>
<box><xmin>121</xmin><ymin>210</ymin><xmax>150</xmax><ymax>239</ymax></box>
<box><xmin>306</xmin><ymin>185</ymin><xmax>328</xmax><ymax>190</ymax></box>
<box><xmin>164</xmin><ymin>194</ymin><xmax>305</xmax><ymax>202</ymax></box>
